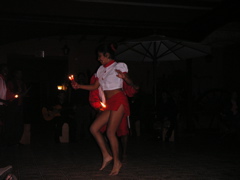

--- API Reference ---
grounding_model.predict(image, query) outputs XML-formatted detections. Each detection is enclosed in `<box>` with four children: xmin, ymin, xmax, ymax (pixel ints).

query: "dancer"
<box><xmin>89</xmin><ymin>73</ymin><xmax>138</xmax><ymax>162</ymax></box>
<box><xmin>71</xmin><ymin>43</ymin><xmax>138</xmax><ymax>175</ymax></box>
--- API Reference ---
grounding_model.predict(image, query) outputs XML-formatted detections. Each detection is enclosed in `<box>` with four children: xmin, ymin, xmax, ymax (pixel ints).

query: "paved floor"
<box><xmin>1</xmin><ymin>131</ymin><xmax>240</xmax><ymax>180</ymax></box>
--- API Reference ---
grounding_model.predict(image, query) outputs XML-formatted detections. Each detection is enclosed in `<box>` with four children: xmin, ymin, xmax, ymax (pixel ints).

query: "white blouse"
<box><xmin>96</xmin><ymin>62</ymin><xmax>128</xmax><ymax>91</ymax></box>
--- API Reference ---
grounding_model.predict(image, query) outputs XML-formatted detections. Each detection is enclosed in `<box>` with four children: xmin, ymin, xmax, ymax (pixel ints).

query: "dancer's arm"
<box><xmin>115</xmin><ymin>69</ymin><xmax>139</xmax><ymax>91</ymax></box>
<box><xmin>71</xmin><ymin>79</ymin><xmax>100</xmax><ymax>91</ymax></box>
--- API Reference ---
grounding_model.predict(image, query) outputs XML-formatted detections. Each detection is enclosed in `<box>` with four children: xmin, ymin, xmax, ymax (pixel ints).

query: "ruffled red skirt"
<box><xmin>100</xmin><ymin>91</ymin><xmax>130</xmax><ymax>136</ymax></box>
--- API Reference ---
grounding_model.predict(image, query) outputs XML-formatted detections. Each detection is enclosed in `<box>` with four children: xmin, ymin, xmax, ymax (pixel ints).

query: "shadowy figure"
<box><xmin>42</xmin><ymin>90</ymin><xmax>74</xmax><ymax>143</ymax></box>
<box><xmin>220</xmin><ymin>90</ymin><xmax>240</xmax><ymax>140</ymax></box>
<box><xmin>129</xmin><ymin>90</ymin><xmax>144</xmax><ymax>138</ymax></box>
<box><xmin>0</xmin><ymin>64</ymin><xmax>16</xmax><ymax>146</ymax></box>
<box><xmin>157</xmin><ymin>91</ymin><xmax>178</xmax><ymax>142</ymax></box>
<box><xmin>0</xmin><ymin>64</ymin><xmax>9</xmax><ymax>144</ymax></box>
<box><xmin>6</xmin><ymin>70</ymin><xmax>28</xmax><ymax>145</ymax></box>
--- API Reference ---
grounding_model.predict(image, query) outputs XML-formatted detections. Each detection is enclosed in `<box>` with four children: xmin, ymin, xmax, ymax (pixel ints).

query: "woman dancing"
<box><xmin>71</xmin><ymin>43</ymin><xmax>138</xmax><ymax>175</ymax></box>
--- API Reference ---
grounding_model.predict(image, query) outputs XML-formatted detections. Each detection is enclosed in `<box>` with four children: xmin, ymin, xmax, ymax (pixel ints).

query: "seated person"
<box><xmin>221</xmin><ymin>91</ymin><xmax>240</xmax><ymax>136</ymax></box>
<box><xmin>42</xmin><ymin>91</ymin><xmax>73</xmax><ymax>143</ymax></box>
<box><xmin>158</xmin><ymin>91</ymin><xmax>178</xmax><ymax>142</ymax></box>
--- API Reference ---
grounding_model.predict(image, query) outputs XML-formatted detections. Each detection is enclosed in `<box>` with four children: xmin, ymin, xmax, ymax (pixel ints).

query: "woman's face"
<box><xmin>98</xmin><ymin>52</ymin><xmax>110</xmax><ymax>65</ymax></box>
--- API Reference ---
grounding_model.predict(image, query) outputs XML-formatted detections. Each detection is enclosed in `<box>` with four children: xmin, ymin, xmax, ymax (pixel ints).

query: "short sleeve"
<box><xmin>116</xmin><ymin>62</ymin><xmax>128</xmax><ymax>73</ymax></box>
<box><xmin>96</xmin><ymin>65</ymin><xmax>104</xmax><ymax>80</ymax></box>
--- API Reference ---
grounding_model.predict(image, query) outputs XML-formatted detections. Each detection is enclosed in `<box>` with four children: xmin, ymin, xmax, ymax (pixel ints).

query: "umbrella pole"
<box><xmin>153</xmin><ymin>42</ymin><xmax>158</xmax><ymax>109</ymax></box>
<box><xmin>153</xmin><ymin>60</ymin><xmax>157</xmax><ymax>109</ymax></box>
<box><xmin>186</xmin><ymin>59</ymin><xmax>194</xmax><ymax>132</ymax></box>
<box><xmin>153</xmin><ymin>42</ymin><xmax>158</xmax><ymax>130</ymax></box>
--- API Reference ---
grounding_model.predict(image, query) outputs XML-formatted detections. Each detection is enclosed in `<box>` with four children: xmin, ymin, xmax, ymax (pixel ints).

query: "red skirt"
<box><xmin>100</xmin><ymin>91</ymin><xmax>130</xmax><ymax>136</ymax></box>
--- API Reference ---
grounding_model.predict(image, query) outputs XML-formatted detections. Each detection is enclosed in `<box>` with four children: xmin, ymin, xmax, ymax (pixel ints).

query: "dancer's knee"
<box><xmin>89</xmin><ymin>125</ymin><xmax>97</xmax><ymax>135</ymax></box>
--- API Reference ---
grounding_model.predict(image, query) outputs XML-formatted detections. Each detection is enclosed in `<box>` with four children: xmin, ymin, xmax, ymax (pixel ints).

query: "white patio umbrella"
<box><xmin>115</xmin><ymin>35</ymin><xmax>211</xmax><ymax>107</ymax></box>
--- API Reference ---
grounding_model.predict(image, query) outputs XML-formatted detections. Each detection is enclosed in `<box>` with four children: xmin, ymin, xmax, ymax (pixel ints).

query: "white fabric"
<box><xmin>0</xmin><ymin>75</ymin><xmax>7</xmax><ymax>105</ymax></box>
<box><xmin>96</xmin><ymin>62</ymin><xmax>128</xmax><ymax>91</ymax></box>
<box><xmin>98</xmin><ymin>86</ymin><xmax>106</xmax><ymax>104</ymax></box>
<box><xmin>92</xmin><ymin>73</ymin><xmax>106</xmax><ymax>104</ymax></box>
<box><xmin>94</xmin><ymin>73</ymin><xmax>106</xmax><ymax>104</ymax></box>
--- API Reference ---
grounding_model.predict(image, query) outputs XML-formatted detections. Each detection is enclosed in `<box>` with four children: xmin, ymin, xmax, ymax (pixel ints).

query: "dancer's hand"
<box><xmin>116</xmin><ymin>69</ymin><xmax>139</xmax><ymax>91</ymax></box>
<box><xmin>115</xmin><ymin>69</ymin><xmax>126</xmax><ymax>79</ymax></box>
<box><xmin>71</xmin><ymin>80</ymin><xmax>79</xmax><ymax>89</ymax></box>
<box><xmin>99</xmin><ymin>106</ymin><xmax>106</xmax><ymax>111</ymax></box>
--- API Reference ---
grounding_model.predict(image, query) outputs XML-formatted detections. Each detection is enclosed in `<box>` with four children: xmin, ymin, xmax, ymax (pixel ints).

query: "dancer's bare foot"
<box><xmin>109</xmin><ymin>161</ymin><xmax>122</xmax><ymax>176</ymax></box>
<box><xmin>99</xmin><ymin>156</ymin><xmax>113</xmax><ymax>171</ymax></box>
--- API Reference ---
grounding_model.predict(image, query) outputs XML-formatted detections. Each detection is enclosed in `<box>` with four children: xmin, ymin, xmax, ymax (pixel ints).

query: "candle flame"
<box><xmin>100</xmin><ymin>102</ymin><xmax>106</xmax><ymax>108</ymax></box>
<box><xmin>57</xmin><ymin>86</ymin><xmax>63</xmax><ymax>90</ymax></box>
<box><xmin>68</xmin><ymin>75</ymin><xmax>74</xmax><ymax>81</ymax></box>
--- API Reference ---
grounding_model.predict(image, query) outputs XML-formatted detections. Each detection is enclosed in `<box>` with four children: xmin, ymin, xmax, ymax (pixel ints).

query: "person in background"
<box><xmin>0</xmin><ymin>64</ymin><xmax>9</xmax><ymax>105</ymax></box>
<box><xmin>0</xmin><ymin>64</ymin><xmax>15</xmax><ymax>145</ymax></box>
<box><xmin>0</xmin><ymin>64</ymin><xmax>9</xmax><ymax>144</ymax></box>
<box><xmin>71</xmin><ymin>43</ymin><xmax>138</xmax><ymax>175</ymax></box>
<box><xmin>158</xmin><ymin>91</ymin><xmax>178</xmax><ymax>142</ymax></box>
<box><xmin>6</xmin><ymin>70</ymin><xmax>27</xmax><ymax>145</ymax></box>
<box><xmin>42</xmin><ymin>90</ymin><xmax>74</xmax><ymax>143</ymax></box>
<box><xmin>129</xmin><ymin>90</ymin><xmax>144</xmax><ymax>138</ymax></box>
<box><xmin>0</xmin><ymin>64</ymin><xmax>15</xmax><ymax>179</ymax></box>
<box><xmin>220</xmin><ymin>90</ymin><xmax>240</xmax><ymax>140</ymax></box>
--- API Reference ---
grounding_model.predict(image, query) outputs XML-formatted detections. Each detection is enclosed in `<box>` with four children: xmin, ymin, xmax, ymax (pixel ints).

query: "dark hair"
<box><xmin>96</xmin><ymin>42</ymin><xmax>118</xmax><ymax>59</ymax></box>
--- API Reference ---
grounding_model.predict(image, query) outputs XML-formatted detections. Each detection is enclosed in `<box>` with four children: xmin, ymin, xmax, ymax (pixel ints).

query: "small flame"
<box><xmin>100</xmin><ymin>102</ymin><xmax>106</xmax><ymax>108</ymax></box>
<box><xmin>57</xmin><ymin>86</ymin><xmax>63</xmax><ymax>90</ymax></box>
<box><xmin>14</xmin><ymin>94</ymin><xmax>19</xmax><ymax>98</ymax></box>
<box><xmin>68</xmin><ymin>75</ymin><xmax>74</xmax><ymax>81</ymax></box>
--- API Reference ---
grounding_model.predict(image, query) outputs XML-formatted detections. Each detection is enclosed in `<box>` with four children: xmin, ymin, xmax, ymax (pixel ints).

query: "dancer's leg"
<box><xmin>90</xmin><ymin>110</ymin><xmax>113</xmax><ymax>170</ymax></box>
<box><xmin>106</xmin><ymin>104</ymin><xmax>124</xmax><ymax>176</ymax></box>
